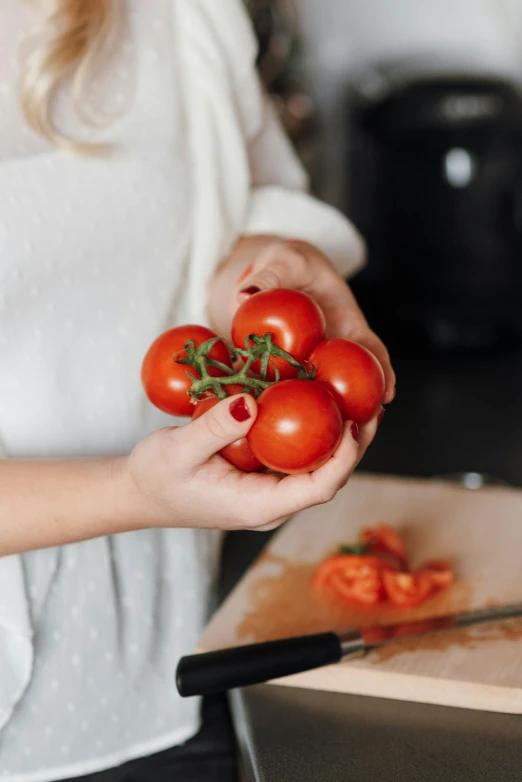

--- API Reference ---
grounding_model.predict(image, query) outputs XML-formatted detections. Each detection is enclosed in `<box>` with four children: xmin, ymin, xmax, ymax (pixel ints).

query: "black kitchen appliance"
<box><xmin>346</xmin><ymin>67</ymin><xmax>522</xmax><ymax>353</ymax></box>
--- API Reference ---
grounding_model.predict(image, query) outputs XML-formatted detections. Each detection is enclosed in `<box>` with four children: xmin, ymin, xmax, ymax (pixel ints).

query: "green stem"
<box><xmin>205</xmin><ymin>358</ymin><xmax>235</xmax><ymax>376</ymax></box>
<box><xmin>188</xmin><ymin>372</ymin><xmax>273</xmax><ymax>400</ymax></box>
<box><xmin>174</xmin><ymin>334</ymin><xmax>315</xmax><ymax>401</ymax></box>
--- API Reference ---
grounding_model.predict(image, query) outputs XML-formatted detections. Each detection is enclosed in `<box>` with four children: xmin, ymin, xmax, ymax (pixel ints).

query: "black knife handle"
<box><xmin>176</xmin><ymin>633</ymin><xmax>342</xmax><ymax>697</ymax></box>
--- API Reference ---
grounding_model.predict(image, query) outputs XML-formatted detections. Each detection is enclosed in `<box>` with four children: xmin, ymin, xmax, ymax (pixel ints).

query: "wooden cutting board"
<box><xmin>200</xmin><ymin>473</ymin><xmax>522</xmax><ymax>714</ymax></box>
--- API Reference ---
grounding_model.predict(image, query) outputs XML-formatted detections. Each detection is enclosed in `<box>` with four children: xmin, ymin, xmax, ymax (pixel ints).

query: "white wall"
<box><xmin>297</xmin><ymin>0</ymin><xmax>522</xmax><ymax>78</ymax></box>
<box><xmin>294</xmin><ymin>0</ymin><xmax>522</xmax><ymax>205</ymax></box>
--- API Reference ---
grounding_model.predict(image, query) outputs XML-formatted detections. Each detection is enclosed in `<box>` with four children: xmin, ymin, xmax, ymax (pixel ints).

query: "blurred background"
<box><xmin>221</xmin><ymin>0</ymin><xmax>522</xmax><ymax>600</ymax></box>
<box><xmin>247</xmin><ymin>0</ymin><xmax>522</xmax><ymax>353</ymax></box>
<box><xmin>238</xmin><ymin>0</ymin><xmax>522</xmax><ymax>495</ymax></box>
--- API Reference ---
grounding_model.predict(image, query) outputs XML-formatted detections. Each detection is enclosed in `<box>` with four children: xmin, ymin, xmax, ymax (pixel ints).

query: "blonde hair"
<box><xmin>21</xmin><ymin>0</ymin><xmax>121</xmax><ymax>153</ymax></box>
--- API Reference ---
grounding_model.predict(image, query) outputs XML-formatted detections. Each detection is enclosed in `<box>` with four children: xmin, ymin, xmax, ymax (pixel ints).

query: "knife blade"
<box><xmin>176</xmin><ymin>602</ymin><xmax>522</xmax><ymax>697</ymax></box>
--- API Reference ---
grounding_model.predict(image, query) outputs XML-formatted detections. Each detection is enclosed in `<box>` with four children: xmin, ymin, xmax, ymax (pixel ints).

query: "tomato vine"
<box><xmin>174</xmin><ymin>333</ymin><xmax>316</xmax><ymax>400</ymax></box>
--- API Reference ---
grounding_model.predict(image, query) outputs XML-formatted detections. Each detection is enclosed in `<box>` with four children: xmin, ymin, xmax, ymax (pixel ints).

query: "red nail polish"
<box><xmin>378</xmin><ymin>407</ymin><xmax>385</xmax><ymax>424</ymax></box>
<box><xmin>350</xmin><ymin>422</ymin><xmax>359</xmax><ymax>441</ymax></box>
<box><xmin>240</xmin><ymin>286</ymin><xmax>261</xmax><ymax>296</ymax></box>
<box><xmin>237</xmin><ymin>263</ymin><xmax>254</xmax><ymax>284</ymax></box>
<box><xmin>230</xmin><ymin>397</ymin><xmax>251</xmax><ymax>422</ymax></box>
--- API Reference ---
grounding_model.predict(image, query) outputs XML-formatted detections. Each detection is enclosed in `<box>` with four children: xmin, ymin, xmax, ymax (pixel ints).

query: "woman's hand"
<box><xmin>126</xmin><ymin>394</ymin><xmax>374</xmax><ymax>532</ymax></box>
<box><xmin>0</xmin><ymin>392</ymin><xmax>373</xmax><ymax>556</ymax></box>
<box><xmin>237</xmin><ymin>239</ymin><xmax>395</xmax><ymax>403</ymax></box>
<box><xmin>209</xmin><ymin>236</ymin><xmax>395</xmax><ymax>404</ymax></box>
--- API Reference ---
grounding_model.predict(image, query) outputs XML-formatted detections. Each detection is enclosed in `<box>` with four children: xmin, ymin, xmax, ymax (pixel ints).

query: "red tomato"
<box><xmin>307</xmin><ymin>339</ymin><xmax>385</xmax><ymax>423</ymax></box>
<box><xmin>331</xmin><ymin>569</ymin><xmax>383</xmax><ymax>605</ymax></box>
<box><xmin>231</xmin><ymin>289</ymin><xmax>326</xmax><ymax>380</ymax></box>
<box><xmin>361</xmin><ymin>524</ymin><xmax>408</xmax><ymax>569</ymax></box>
<box><xmin>141</xmin><ymin>326</ymin><xmax>232</xmax><ymax>418</ymax></box>
<box><xmin>313</xmin><ymin>554</ymin><xmax>398</xmax><ymax>606</ymax></box>
<box><xmin>191</xmin><ymin>387</ymin><xmax>263</xmax><ymax>473</ymax></box>
<box><xmin>314</xmin><ymin>554</ymin><xmax>398</xmax><ymax>588</ymax></box>
<box><xmin>382</xmin><ymin>570</ymin><xmax>435</xmax><ymax>608</ymax></box>
<box><xmin>419</xmin><ymin>560</ymin><xmax>454</xmax><ymax>589</ymax></box>
<box><xmin>247</xmin><ymin>380</ymin><xmax>342</xmax><ymax>474</ymax></box>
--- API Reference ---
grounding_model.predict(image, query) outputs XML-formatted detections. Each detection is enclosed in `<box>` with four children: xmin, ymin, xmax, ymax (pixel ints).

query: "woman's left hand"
<box><xmin>209</xmin><ymin>237</ymin><xmax>395</xmax><ymax>404</ymax></box>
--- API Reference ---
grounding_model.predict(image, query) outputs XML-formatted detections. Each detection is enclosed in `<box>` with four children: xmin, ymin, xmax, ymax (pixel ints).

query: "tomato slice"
<box><xmin>313</xmin><ymin>555</ymin><xmax>348</xmax><ymax>590</ymax></box>
<box><xmin>313</xmin><ymin>555</ymin><xmax>397</xmax><ymax>607</ymax></box>
<box><xmin>419</xmin><ymin>560</ymin><xmax>454</xmax><ymax>589</ymax></box>
<box><xmin>330</xmin><ymin>566</ymin><xmax>383</xmax><ymax>606</ymax></box>
<box><xmin>382</xmin><ymin>570</ymin><xmax>435</xmax><ymax>608</ymax></box>
<box><xmin>361</xmin><ymin>524</ymin><xmax>408</xmax><ymax>569</ymax></box>
<box><xmin>313</xmin><ymin>554</ymin><xmax>396</xmax><ymax>587</ymax></box>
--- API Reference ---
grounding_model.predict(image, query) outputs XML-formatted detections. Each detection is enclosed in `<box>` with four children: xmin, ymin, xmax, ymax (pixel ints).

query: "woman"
<box><xmin>0</xmin><ymin>1</ymin><xmax>395</xmax><ymax>780</ymax></box>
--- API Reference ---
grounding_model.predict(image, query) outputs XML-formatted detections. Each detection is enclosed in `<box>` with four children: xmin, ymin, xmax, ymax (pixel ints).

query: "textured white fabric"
<box><xmin>0</xmin><ymin>438</ymin><xmax>33</xmax><ymax>740</ymax></box>
<box><xmin>175</xmin><ymin>0</ymin><xmax>366</xmax><ymax>327</ymax></box>
<box><xmin>0</xmin><ymin>1</ymin><xmax>365</xmax><ymax>779</ymax></box>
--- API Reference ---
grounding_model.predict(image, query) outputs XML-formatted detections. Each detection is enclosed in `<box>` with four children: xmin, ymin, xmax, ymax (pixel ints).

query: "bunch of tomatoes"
<box><xmin>141</xmin><ymin>289</ymin><xmax>385</xmax><ymax>475</ymax></box>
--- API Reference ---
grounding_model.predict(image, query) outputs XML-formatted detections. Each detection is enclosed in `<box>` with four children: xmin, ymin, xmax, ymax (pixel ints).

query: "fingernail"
<box><xmin>378</xmin><ymin>407</ymin><xmax>385</xmax><ymax>424</ymax></box>
<box><xmin>240</xmin><ymin>286</ymin><xmax>261</xmax><ymax>296</ymax></box>
<box><xmin>350</xmin><ymin>422</ymin><xmax>359</xmax><ymax>441</ymax></box>
<box><xmin>237</xmin><ymin>263</ymin><xmax>254</xmax><ymax>284</ymax></box>
<box><xmin>230</xmin><ymin>397</ymin><xmax>251</xmax><ymax>422</ymax></box>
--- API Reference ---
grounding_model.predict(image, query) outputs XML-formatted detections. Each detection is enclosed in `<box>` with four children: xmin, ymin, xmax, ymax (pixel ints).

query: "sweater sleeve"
<box><xmin>242</xmin><ymin>91</ymin><xmax>366</xmax><ymax>278</ymax></box>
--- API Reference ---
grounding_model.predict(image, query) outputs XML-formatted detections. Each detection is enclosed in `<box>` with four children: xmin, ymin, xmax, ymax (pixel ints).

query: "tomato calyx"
<box><xmin>338</xmin><ymin>541</ymin><xmax>370</xmax><ymax>556</ymax></box>
<box><xmin>175</xmin><ymin>333</ymin><xmax>316</xmax><ymax>401</ymax></box>
<box><xmin>174</xmin><ymin>336</ymin><xmax>235</xmax><ymax>379</ymax></box>
<box><xmin>235</xmin><ymin>333</ymin><xmax>317</xmax><ymax>382</ymax></box>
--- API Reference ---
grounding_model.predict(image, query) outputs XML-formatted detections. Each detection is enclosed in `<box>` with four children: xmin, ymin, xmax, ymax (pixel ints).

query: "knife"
<box><xmin>176</xmin><ymin>602</ymin><xmax>522</xmax><ymax>697</ymax></box>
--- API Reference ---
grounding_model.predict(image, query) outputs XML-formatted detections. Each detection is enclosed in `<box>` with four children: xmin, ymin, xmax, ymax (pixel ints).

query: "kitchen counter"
<box><xmin>219</xmin><ymin>347</ymin><xmax>522</xmax><ymax>781</ymax></box>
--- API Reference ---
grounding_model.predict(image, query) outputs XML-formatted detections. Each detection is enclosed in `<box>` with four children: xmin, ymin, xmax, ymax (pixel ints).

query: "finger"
<box><xmin>236</xmin><ymin>243</ymin><xmax>311</xmax><ymax>303</ymax></box>
<box><xmin>354</xmin><ymin>410</ymin><xmax>380</xmax><ymax>467</ymax></box>
<box><xmin>360</xmin><ymin>337</ymin><xmax>395</xmax><ymax>402</ymax></box>
<box><xmin>251</xmin><ymin>422</ymin><xmax>360</xmax><ymax>522</ymax></box>
<box><xmin>177</xmin><ymin>394</ymin><xmax>258</xmax><ymax>467</ymax></box>
<box><xmin>370</xmin><ymin>342</ymin><xmax>395</xmax><ymax>403</ymax></box>
<box><xmin>240</xmin><ymin>408</ymin><xmax>384</xmax><ymax>530</ymax></box>
<box><xmin>343</xmin><ymin>327</ymin><xmax>396</xmax><ymax>404</ymax></box>
<box><xmin>251</xmin><ymin>514</ymin><xmax>294</xmax><ymax>533</ymax></box>
<box><xmin>383</xmin><ymin>384</ymin><xmax>396</xmax><ymax>405</ymax></box>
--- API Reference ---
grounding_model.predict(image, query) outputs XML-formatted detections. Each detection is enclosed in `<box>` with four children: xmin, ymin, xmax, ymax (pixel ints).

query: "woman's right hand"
<box><xmin>126</xmin><ymin>394</ymin><xmax>379</xmax><ymax>532</ymax></box>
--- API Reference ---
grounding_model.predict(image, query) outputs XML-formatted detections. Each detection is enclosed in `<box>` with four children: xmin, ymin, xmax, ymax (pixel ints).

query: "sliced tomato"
<box><xmin>419</xmin><ymin>560</ymin><xmax>454</xmax><ymax>589</ymax></box>
<box><xmin>313</xmin><ymin>554</ymin><xmax>350</xmax><ymax>590</ymax></box>
<box><xmin>313</xmin><ymin>554</ymin><xmax>396</xmax><ymax>587</ymax></box>
<box><xmin>361</xmin><ymin>524</ymin><xmax>408</xmax><ymax>569</ymax></box>
<box><xmin>330</xmin><ymin>566</ymin><xmax>384</xmax><ymax>606</ymax></box>
<box><xmin>313</xmin><ymin>555</ymin><xmax>398</xmax><ymax>607</ymax></box>
<box><xmin>382</xmin><ymin>570</ymin><xmax>435</xmax><ymax>608</ymax></box>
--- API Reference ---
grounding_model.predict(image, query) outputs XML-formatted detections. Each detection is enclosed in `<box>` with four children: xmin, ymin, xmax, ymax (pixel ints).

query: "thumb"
<box><xmin>180</xmin><ymin>394</ymin><xmax>258</xmax><ymax>466</ymax></box>
<box><xmin>237</xmin><ymin>243</ymin><xmax>310</xmax><ymax>304</ymax></box>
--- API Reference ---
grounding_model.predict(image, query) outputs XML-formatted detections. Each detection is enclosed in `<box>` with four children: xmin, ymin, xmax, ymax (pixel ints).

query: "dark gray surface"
<box><xmin>220</xmin><ymin>349</ymin><xmax>522</xmax><ymax>781</ymax></box>
<box><xmin>231</xmin><ymin>686</ymin><xmax>522</xmax><ymax>782</ymax></box>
